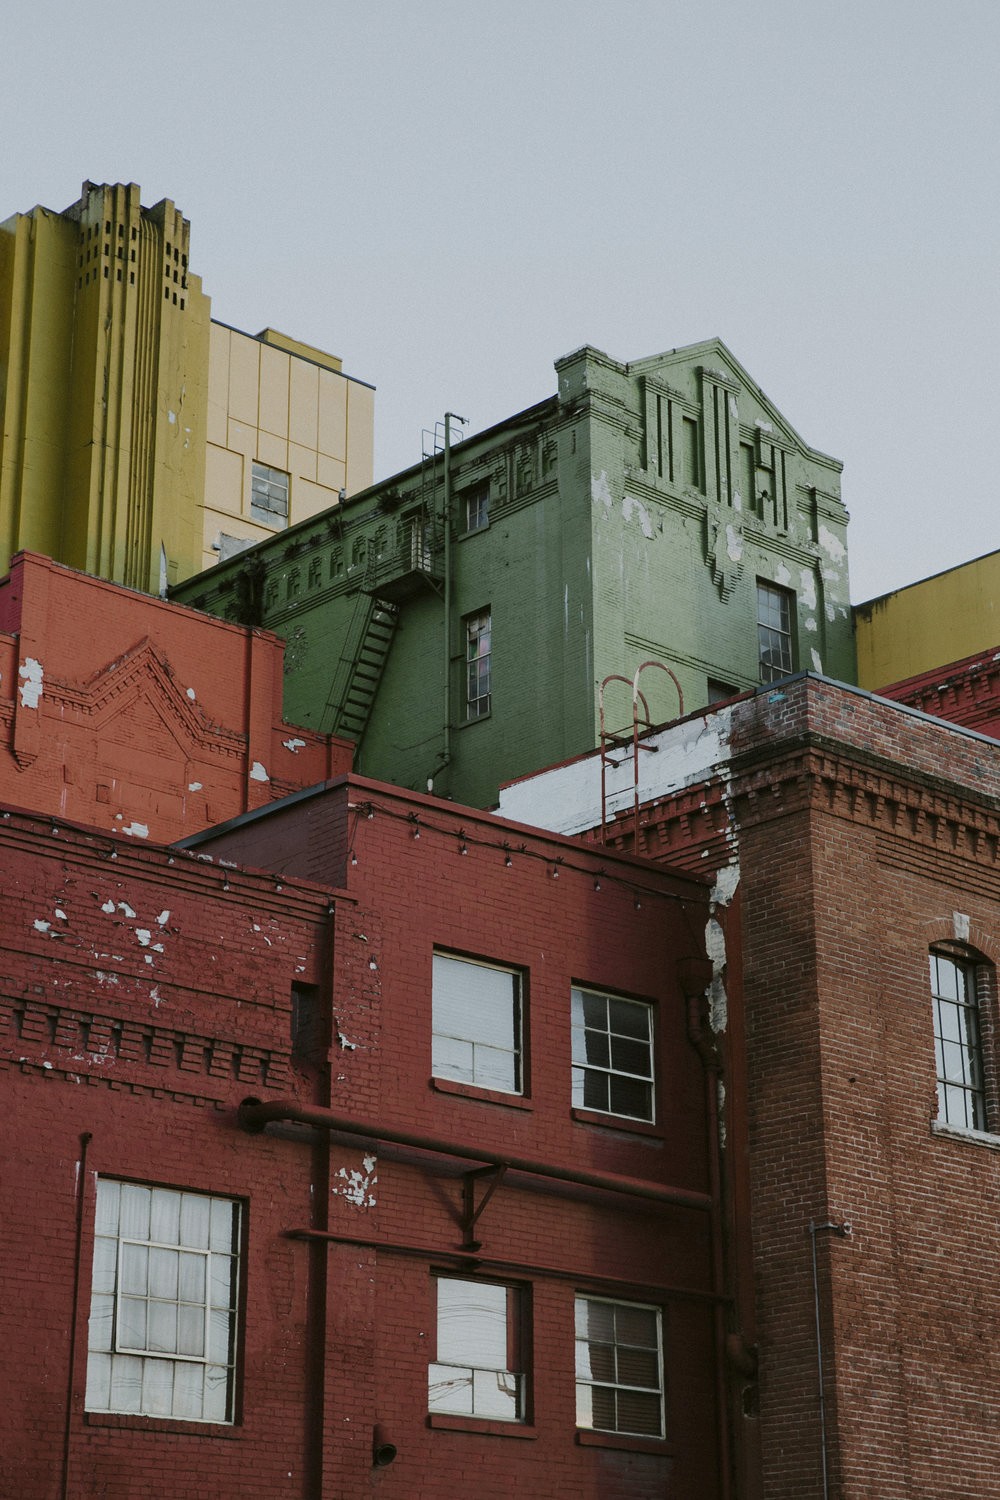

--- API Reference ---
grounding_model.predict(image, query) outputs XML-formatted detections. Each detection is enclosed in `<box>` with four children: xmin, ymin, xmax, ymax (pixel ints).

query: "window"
<box><xmin>86</xmin><ymin>1180</ymin><xmax>241</xmax><ymax>1424</ymax></box>
<box><xmin>575</xmin><ymin>1296</ymin><xmax>664</xmax><ymax>1438</ymax></box>
<box><xmin>464</xmin><ymin>483</ymin><xmax>490</xmax><ymax>532</ymax></box>
<box><xmin>707</xmin><ymin>678</ymin><xmax>738</xmax><ymax>704</ymax></box>
<box><xmin>250</xmin><ymin>461</ymin><xmax>289</xmax><ymax>527</ymax></box>
<box><xmin>428</xmin><ymin>1278</ymin><xmax>524</xmax><ymax>1422</ymax></box>
<box><xmin>571</xmin><ymin>988</ymin><xmax>654</xmax><ymax>1121</ymax></box>
<box><xmin>757</xmin><ymin>580</ymin><xmax>794</xmax><ymax>683</ymax></box>
<box><xmin>432</xmin><ymin>952</ymin><xmax>522</xmax><ymax>1094</ymax></box>
<box><xmin>931</xmin><ymin>950</ymin><xmax>987</xmax><ymax>1130</ymax></box>
<box><xmin>465</xmin><ymin>609</ymin><xmax>491</xmax><ymax>718</ymax></box>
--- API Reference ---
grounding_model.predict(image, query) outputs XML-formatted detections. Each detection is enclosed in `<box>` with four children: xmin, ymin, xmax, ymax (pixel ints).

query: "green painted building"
<box><xmin>172</xmin><ymin>340</ymin><xmax>854</xmax><ymax>807</ymax></box>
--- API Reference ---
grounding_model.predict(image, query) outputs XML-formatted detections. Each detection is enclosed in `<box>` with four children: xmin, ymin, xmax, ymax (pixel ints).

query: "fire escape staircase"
<box><xmin>323</xmin><ymin>592</ymin><xmax>400</xmax><ymax>743</ymax></box>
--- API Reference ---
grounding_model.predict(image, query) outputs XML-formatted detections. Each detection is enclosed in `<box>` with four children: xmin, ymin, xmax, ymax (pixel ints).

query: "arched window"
<box><xmin>930</xmin><ymin>948</ymin><xmax>988</xmax><ymax>1131</ymax></box>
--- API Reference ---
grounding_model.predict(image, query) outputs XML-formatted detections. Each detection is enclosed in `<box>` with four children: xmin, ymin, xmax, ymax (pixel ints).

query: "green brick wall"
<box><xmin>173</xmin><ymin>339</ymin><xmax>854</xmax><ymax>808</ymax></box>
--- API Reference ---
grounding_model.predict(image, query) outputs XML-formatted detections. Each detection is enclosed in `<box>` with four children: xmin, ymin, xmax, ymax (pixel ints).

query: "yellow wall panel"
<box><xmin>288</xmin><ymin>357</ymin><xmax>319</xmax><ymax>449</ymax></box>
<box><xmin>345</xmin><ymin>381</ymin><xmax>375</xmax><ymax>494</ymax></box>
<box><xmin>258</xmin><ymin>343</ymin><xmax>289</xmax><ymax>439</ymax></box>
<box><xmin>227</xmin><ymin>331</ymin><xmax>260</xmax><ymax>425</ymax></box>
<box><xmin>318</xmin><ymin>368</ymin><xmax>348</xmax><ymax>459</ymax></box>
<box><xmin>317</xmin><ymin>454</ymin><xmax>347</xmax><ymax>493</ymax></box>
<box><xmin>256</xmin><ymin>429</ymin><xmax>288</xmax><ymax>471</ymax></box>
<box><xmin>289</xmin><ymin>442</ymin><xmax>318</xmax><ymax>485</ymax></box>
<box><xmin>855</xmin><ymin>550</ymin><xmax>1000</xmax><ymax>688</ymax></box>
<box><xmin>205</xmin><ymin>443</ymin><xmax>244</xmax><ymax>518</ymax></box>
<box><xmin>227</xmin><ymin>418</ymin><xmax>255</xmax><ymax>458</ymax></box>
<box><xmin>206</xmin><ymin>325</ymin><xmax>231</xmax><ymax>446</ymax></box>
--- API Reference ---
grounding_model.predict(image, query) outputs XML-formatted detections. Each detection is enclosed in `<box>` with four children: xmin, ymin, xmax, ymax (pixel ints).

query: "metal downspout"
<box><xmin>809</xmin><ymin>1217</ymin><xmax>852</xmax><ymax>1500</ymax></box>
<box><xmin>441</xmin><ymin>412</ymin><xmax>457</xmax><ymax>774</ymax></box>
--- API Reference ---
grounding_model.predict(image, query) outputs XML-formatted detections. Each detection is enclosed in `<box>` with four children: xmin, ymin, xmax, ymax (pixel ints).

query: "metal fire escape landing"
<box><xmin>599</xmin><ymin>660</ymin><xmax>684</xmax><ymax>845</ymax></box>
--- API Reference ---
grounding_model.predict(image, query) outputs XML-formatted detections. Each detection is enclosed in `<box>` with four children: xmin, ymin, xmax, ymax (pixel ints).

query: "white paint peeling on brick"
<box><xmin>33</xmin><ymin>919</ymin><xmax>51</xmax><ymax>933</ymax></box>
<box><xmin>497</xmin><ymin>706</ymin><xmax>734</xmax><ymax>837</ymax></box>
<box><xmin>157</xmin><ymin>911</ymin><xmax>170</xmax><ymax>927</ymax></box>
<box><xmin>186</xmin><ymin>687</ymin><xmax>196</xmax><ymax>700</ymax></box>
<box><xmin>250</xmin><ymin>761</ymin><xmax>269</xmax><ymax>782</ymax></box>
<box><xmin>799</xmin><ymin>568</ymin><xmax>818</xmax><ymax>611</ymax></box>
<box><xmin>623</xmin><ymin>493</ymin><xmax>654</xmax><ymax>539</ymax></box>
<box><xmin>122</xmin><ymin>823</ymin><xmax>149</xmax><ymax>839</ymax></box>
<box><xmin>18</xmin><ymin>657</ymin><xmax>43</xmax><ymax>708</ymax></box>
<box><xmin>188</xmin><ymin>782</ymin><xmax>203</xmax><ymax>791</ymax></box>
<box><xmin>118</xmin><ymin>902</ymin><xmax>136</xmax><ymax>919</ymax></box>
<box><xmin>774</xmin><ymin>562</ymin><xmax>791</xmax><ymax>588</ymax></box>
<box><xmin>804</xmin><ymin>617</ymin><xmax>817</xmax><ymax>632</ymax></box>
<box><xmin>135</xmin><ymin>930</ymin><xmax>151</xmax><ymax>946</ymax></box>
<box><xmin>333</xmin><ymin>1154</ymin><xmax>377</xmax><ymax>1208</ymax></box>
<box><xmin>591</xmin><ymin>471</ymin><xmax>613</xmax><ymax>510</ymax></box>
<box><xmin>811</xmin><ymin>649</ymin><xmax>824</xmax><ymax>672</ymax></box>
<box><xmin>725</xmin><ymin>523</ymin><xmax>742</xmax><ymax>562</ymax></box>
<box><xmin>818</xmin><ymin>524</ymin><xmax>846</xmax><ymax>563</ymax></box>
<box><xmin>337</xmin><ymin>1031</ymin><xmax>358</xmax><ymax>1051</ymax></box>
<box><xmin>282</xmin><ymin>738</ymin><xmax>306</xmax><ymax>753</ymax></box>
<box><xmin>953</xmin><ymin>911</ymin><xmax>970</xmax><ymax>943</ymax></box>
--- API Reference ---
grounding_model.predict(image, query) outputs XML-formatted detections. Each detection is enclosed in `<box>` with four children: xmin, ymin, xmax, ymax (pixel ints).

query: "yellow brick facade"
<box><xmin>0</xmin><ymin>182</ymin><xmax>373</xmax><ymax>592</ymax></box>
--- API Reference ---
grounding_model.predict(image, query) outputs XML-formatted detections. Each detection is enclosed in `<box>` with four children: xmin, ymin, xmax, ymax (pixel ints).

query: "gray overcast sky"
<box><xmin>6</xmin><ymin>0</ymin><xmax>999</xmax><ymax>603</ymax></box>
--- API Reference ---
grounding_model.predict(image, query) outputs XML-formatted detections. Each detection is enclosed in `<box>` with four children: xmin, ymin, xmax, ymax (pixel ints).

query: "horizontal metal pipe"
<box><xmin>238</xmin><ymin>1096</ymin><xmax>713</xmax><ymax>1213</ymax></box>
<box><xmin>286</xmin><ymin>1226</ymin><xmax>723</xmax><ymax>1303</ymax></box>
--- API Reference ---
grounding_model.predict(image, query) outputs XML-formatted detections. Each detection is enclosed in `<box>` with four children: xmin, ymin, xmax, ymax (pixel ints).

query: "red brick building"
<box><xmin>0</xmin><ymin>552</ymin><xmax>352</xmax><ymax>843</ymax></box>
<box><xmin>2</xmin><ymin>779</ymin><xmax>727</xmax><ymax>1498</ymax></box>
<box><xmin>501</xmin><ymin>672</ymin><xmax>1000</xmax><ymax>1499</ymax></box>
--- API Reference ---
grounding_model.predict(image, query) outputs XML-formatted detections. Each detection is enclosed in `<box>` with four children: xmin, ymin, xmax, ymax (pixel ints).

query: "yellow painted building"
<box><xmin>0</xmin><ymin>181</ymin><xmax>373</xmax><ymax>594</ymax></box>
<box><xmin>854</xmin><ymin>548</ymin><xmax>1000</xmax><ymax>688</ymax></box>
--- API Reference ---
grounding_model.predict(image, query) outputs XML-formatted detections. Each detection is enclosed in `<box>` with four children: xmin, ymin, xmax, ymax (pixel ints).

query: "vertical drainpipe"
<box><xmin>441</xmin><ymin>413</ymin><xmax>457</xmax><ymax>773</ymax></box>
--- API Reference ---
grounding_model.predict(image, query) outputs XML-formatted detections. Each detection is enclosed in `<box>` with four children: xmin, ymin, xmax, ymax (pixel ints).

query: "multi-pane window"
<box><xmin>756</xmin><ymin>581</ymin><xmax>794</xmax><ymax>683</ymax></box>
<box><xmin>571</xmin><ymin>988</ymin><xmax>654</xmax><ymax>1121</ymax></box>
<box><xmin>931</xmin><ymin>950</ymin><xmax>987</xmax><ymax>1130</ymax></box>
<box><xmin>465</xmin><ymin>609</ymin><xmax>491</xmax><ymax>718</ymax></box>
<box><xmin>575</xmin><ymin>1296</ymin><xmax>664</xmax><ymax>1437</ymax></box>
<box><xmin>86</xmin><ymin>1180</ymin><xmax>241</xmax><ymax>1424</ymax></box>
<box><xmin>432</xmin><ymin>952</ymin><xmax>522</xmax><ymax>1094</ymax></box>
<box><xmin>428</xmin><ymin>1278</ymin><xmax>524</xmax><ymax>1422</ymax></box>
<box><xmin>464</xmin><ymin>483</ymin><xmax>490</xmax><ymax>532</ymax></box>
<box><xmin>250</xmin><ymin>461</ymin><xmax>290</xmax><ymax>527</ymax></box>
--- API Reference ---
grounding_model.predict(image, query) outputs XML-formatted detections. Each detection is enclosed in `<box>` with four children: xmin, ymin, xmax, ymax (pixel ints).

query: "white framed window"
<box><xmin>465</xmin><ymin>609</ymin><xmax>491</xmax><ymax>718</ymax></box>
<box><xmin>250</xmin><ymin>461</ymin><xmax>289</xmax><ymax>527</ymax></box>
<box><xmin>931</xmin><ymin>949</ymin><xmax>988</xmax><ymax>1131</ymax></box>
<box><xmin>575</xmin><ymin>1296</ymin><xmax>664</xmax><ymax>1438</ymax></box>
<box><xmin>464</xmin><ymin>483</ymin><xmax>490</xmax><ymax>532</ymax></box>
<box><xmin>571</xmin><ymin>988</ymin><xmax>654</xmax><ymax>1121</ymax></box>
<box><xmin>86</xmin><ymin>1180</ymin><xmax>241</xmax><ymax>1424</ymax></box>
<box><xmin>428</xmin><ymin>1277</ymin><xmax>524</xmax><ymax>1422</ymax></box>
<box><xmin>756</xmin><ymin>580</ymin><xmax>794</xmax><ymax>683</ymax></box>
<box><xmin>432</xmin><ymin>952</ymin><xmax>522</xmax><ymax>1094</ymax></box>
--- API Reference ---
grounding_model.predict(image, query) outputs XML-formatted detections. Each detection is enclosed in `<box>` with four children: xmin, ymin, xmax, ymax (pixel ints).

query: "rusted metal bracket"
<box><xmin>460</xmin><ymin>1163</ymin><xmax>507</xmax><ymax>1252</ymax></box>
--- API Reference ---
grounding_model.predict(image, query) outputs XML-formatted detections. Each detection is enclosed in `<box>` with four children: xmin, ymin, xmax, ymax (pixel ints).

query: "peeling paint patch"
<box><xmin>157</xmin><ymin>911</ymin><xmax>170</xmax><ymax>927</ymax></box>
<box><xmin>810</xmin><ymin>649</ymin><xmax>823</xmax><ymax>672</ymax></box>
<box><xmin>773</xmin><ymin>563</ymin><xmax>791</xmax><ymax>588</ymax></box>
<box><xmin>623</xmin><ymin>494</ymin><xmax>654</xmax><ymax>539</ymax></box>
<box><xmin>591</xmin><ymin>471</ymin><xmax>613</xmax><ymax>510</ymax></box>
<box><xmin>725</xmin><ymin>524</ymin><xmax>742</xmax><ymax>563</ymax></box>
<box><xmin>136</xmin><ymin>929</ymin><xmax>151</xmax><ymax>947</ymax></box>
<box><xmin>118</xmin><ymin>902</ymin><xmax>136</xmax><ymax>919</ymax></box>
<box><xmin>168</xmin><ymin>410</ymin><xmax>177</xmax><ymax>424</ymax></box>
<box><xmin>337</xmin><ymin>1031</ymin><xmax>358</xmax><ymax>1051</ymax></box>
<box><xmin>818</xmin><ymin>524</ymin><xmax>846</xmax><ymax>562</ymax></box>
<box><xmin>188</xmin><ymin>782</ymin><xmax>203</xmax><ymax>792</ymax></box>
<box><xmin>799</xmin><ymin>569</ymin><xmax>817</xmax><ymax>611</ymax></box>
<box><xmin>333</xmin><ymin>1154</ymin><xmax>377</xmax><ymax>1208</ymax></box>
<box><xmin>804</xmin><ymin>617</ymin><xmax>817</xmax><ymax>632</ymax></box>
<box><xmin>122</xmin><ymin>823</ymin><xmax>149</xmax><ymax>839</ymax></box>
<box><xmin>186</xmin><ymin>687</ymin><xmax>196</xmax><ymax>701</ymax></box>
<box><xmin>953</xmin><ymin>911</ymin><xmax>970</xmax><ymax>944</ymax></box>
<box><xmin>18</xmin><ymin>658</ymin><xmax>43</xmax><ymax>708</ymax></box>
<box><xmin>33</xmin><ymin>919</ymin><xmax>51</xmax><ymax>933</ymax></box>
<box><xmin>250</xmin><ymin>762</ymin><xmax>269</xmax><ymax>783</ymax></box>
<box><xmin>282</xmin><ymin>738</ymin><xmax>306</xmax><ymax>753</ymax></box>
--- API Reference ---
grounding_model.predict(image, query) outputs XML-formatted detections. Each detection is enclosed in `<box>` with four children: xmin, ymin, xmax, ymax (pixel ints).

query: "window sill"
<box><xmin>931</xmin><ymin>1119</ymin><xmax>1000</xmax><ymax>1151</ymax></box>
<box><xmin>571</xmin><ymin>1107</ymin><xmax>662</xmax><ymax>1139</ymax></box>
<box><xmin>431</xmin><ymin>1077</ymin><xmax>532</xmax><ymax>1110</ymax></box>
<box><xmin>84</xmin><ymin>1411</ymin><xmax>241</xmax><ymax>1439</ymax></box>
<box><xmin>576</xmin><ymin>1428</ymin><xmax>673</xmax><ymax>1455</ymax></box>
<box><xmin>458</xmin><ymin>711</ymin><xmax>491</xmax><ymax>728</ymax></box>
<box><xmin>428</xmin><ymin>1413</ymin><xmax>536</xmax><ymax>1439</ymax></box>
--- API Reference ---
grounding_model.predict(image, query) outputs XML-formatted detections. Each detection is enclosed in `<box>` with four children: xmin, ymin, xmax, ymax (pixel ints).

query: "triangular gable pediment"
<box><xmin>628</xmin><ymin>338</ymin><xmax>840</xmax><ymax>469</ymax></box>
<box><xmin>57</xmin><ymin>637</ymin><xmax>243</xmax><ymax>756</ymax></box>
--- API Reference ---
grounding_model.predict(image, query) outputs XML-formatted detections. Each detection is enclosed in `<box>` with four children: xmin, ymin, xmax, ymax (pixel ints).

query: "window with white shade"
<box><xmin>428</xmin><ymin>1277</ymin><xmax>525</xmax><ymax>1422</ymax></box>
<box><xmin>575</xmin><ymin>1295</ymin><xmax>664</xmax><ymax>1437</ymax></box>
<box><xmin>432</xmin><ymin>952</ymin><xmax>523</xmax><ymax>1094</ymax></box>
<box><xmin>86</xmin><ymin>1180</ymin><xmax>241</xmax><ymax>1424</ymax></box>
